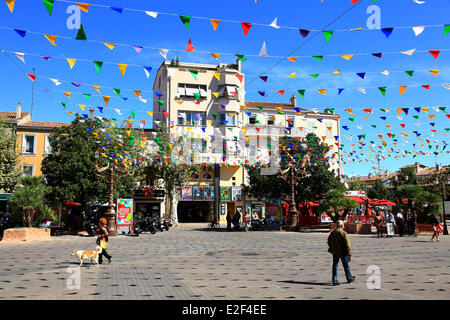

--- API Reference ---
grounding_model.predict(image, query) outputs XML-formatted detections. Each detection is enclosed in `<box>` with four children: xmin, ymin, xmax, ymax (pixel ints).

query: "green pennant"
<box><xmin>113</xmin><ymin>88</ymin><xmax>121</xmax><ymax>96</ymax></box>
<box><xmin>322</xmin><ymin>30</ymin><xmax>334</xmax><ymax>43</ymax></box>
<box><xmin>212</xmin><ymin>113</ymin><xmax>217</xmax><ymax>120</ymax></box>
<box><xmin>439</xmin><ymin>107</ymin><xmax>446</xmax><ymax>112</ymax></box>
<box><xmin>445</xmin><ymin>128</ymin><xmax>450</xmax><ymax>132</ymax></box>
<box><xmin>158</xmin><ymin>100</ymin><xmax>164</xmax><ymax>108</ymax></box>
<box><xmin>297</xmin><ymin>89</ymin><xmax>305</xmax><ymax>98</ymax></box>
<box><xmin>391</xmin><ymin>134</ymin><xmax>396</xmax><ymax>139</ymax></box>
<box><xmin>42</xmin><ymin>0</ymin><xmax>54</xmax><ymax>15</ymax></box>
<box><xmin>445</xmin><ymin>25</ymin><xmax>450</xmax><ymax>36</ymax></box>
<box><xmin>327</xmin><ymin>108</ymin><xmax>335</xmax><ymax>114</ymax></box>
<box><xmin>380</xmin><ymin>108</ymin><xmax>387</xmax><ymax>112</ymax></box>
<box><xmin>61</xmin><ymin>102</ymin><xmax>66</xmax><ymax>108</ymax></box>
<box><xmin>371</xmin><ymin>125</ymin><xmax>377</xmax><ymax>128</ymax></box>
<box><xmin>348</xmin><ymin>118</ymin><xmax>354</xmax><ymax>122</ymax></box>
<box><xmin>257</xmin><ymin>106</ymin><xmax>264</xmax><ymax>111</ymax></box>
<box><xmin>193</xmin><ymin>92</ymin><xmax>200</xmax><ymax>101</ymax></box>
<box><xmin>361</xmin><ymin>134</ymin><xmax>366</xmax><ymax>139</ymax></box>
<box><xmin>179</xmin><ymin>15</ymin><xmax>191</xmax><ymax>28</ymax></box>
<box><xmin>76</xmin><ymin>24</ymin><xmax>87</xmax><ymax>41</ymax></box>
<box><xmin>405</xmin><ymin>70</ymin><xmax>414</xmax><ymax>77</ymax></box>
<box><xmin>413</xmin><ymin>115</ymin><xmax>419</xmax><ymax>119</ymax></box>
<box><xmin>130</xmin><ymin>110</ymin><xmax>136</xmax><ymax>118</ymax></box>
<box><xmin>83</xmin><ymin>94</ymin><xmax>91</xmax><ymax>100</ymax></box>
<box><xmin>370</xmin><ymin>141</ymin><xmax>374</xmax><ymax>144</ymax></box>
<box><xmin>310</xmin><ymin>74</ymin><xmax>319</xmax><ymax>78</ymax></box>
<box><xmin>189</xmin><ymin>70</ymin><xmax>199</xmax><ymax>80</ymax></box>
<box><xmin>235</xmin><ymin>54</ymin><xmax>248</xmax><ymax>61</ymax></box>
<box><xmin>312</xmin><ymin>56</ymin><xmax>323</xmax><ymax>61</ymax></box>
<box><xmin>378</xmin><ymin>87</ymin><xmax>387</xmax><ymax>97</ymax></box>
<box><xmin>93</xmin><ymin>61</ymin><xmax>103</xmax><ymax>75</ymax></box>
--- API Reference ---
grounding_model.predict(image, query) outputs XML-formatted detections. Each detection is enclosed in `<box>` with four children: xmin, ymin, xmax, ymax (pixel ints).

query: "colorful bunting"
<box><xmin>42</xmin><ymin>0</ymin><xmax>54</xmax><ymax>15</ymax></box>
<box><xmin>241</xmin><ymin>22</ymin><xmax>252</xmax><ymax>36</ymax></box>
<box><xmin>322</xmin><ymin>30</ymin><xmax>334</xmax><ymax>43</ymax></box>
<box><xmin>118</xmin><ymin>64</ymin><xmax>128</xmax><ymax>77</ymax></box>
<box><xmin>75</xmin><ymin>24</ymin><xmax>87</xmax><ymax>41</ymax></box>
<box><xmin>185</xmin><ymin>38</ymin><xmax>195</xmax><ymax>52</ymax></box>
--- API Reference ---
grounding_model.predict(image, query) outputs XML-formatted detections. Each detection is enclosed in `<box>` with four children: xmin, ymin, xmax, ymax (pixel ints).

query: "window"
<box><xmin>44</xmin><ymin>134</ymin><xmax>52</xmax><ymax>155</ymax></box>
<box><xmin>268</xmin><ymin>115</ymin><xmax>275</xmax><ymax>125</ymax></box>
<box><xmin>177</xmin><ymin>83</ymin><xmax>207</xmax><ymax>99</ymax></box>
<box><xmin>177</xmin><ymin>111</ymin><xmax>206</xmax><ymax>126</ymax></box>
<box><xmin>249</xmin><ymin>115</ymin><xmax>256</xmax><ymax>124</ymax></box>
<box><xmin>287</xmin><ymin>116</ymin><xmax>295</xmax><ymax>128</ymax></box>
<box><xmin>22</xmin><ymin>164</ymin><xmax>34</xmax><ymax>177</ymax></box>
<box><xmin>22</xmin><ymin>134</ymin><xmax>36</xmax><ymax>155</ymax></box>
<box><xmin>220</xmin><ymin>113</ymin><xmax>236</xmax><ymax>126</ymax></box>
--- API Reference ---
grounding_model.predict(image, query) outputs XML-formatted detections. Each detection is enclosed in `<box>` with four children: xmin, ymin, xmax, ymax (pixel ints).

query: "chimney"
<box><xmin>289</xmin><ymin>94</ymin><xmax>297</xmax><ymax>107</ymax></box>
<box><xmin>16</xmin><ymin>102</ymin><xmax>21</xmax><ymax>119</ymax></box>
<box><xmin>236</xmin><ymin>58</ymin><xmax>241</xmax><ymax>72</ymax></box>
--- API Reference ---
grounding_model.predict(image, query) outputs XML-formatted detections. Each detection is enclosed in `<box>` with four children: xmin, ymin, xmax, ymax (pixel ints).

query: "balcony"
<box><xmin>244</xmin><ymin>124</ymin><xmax>288</xmax><ymax>136</ymax></box>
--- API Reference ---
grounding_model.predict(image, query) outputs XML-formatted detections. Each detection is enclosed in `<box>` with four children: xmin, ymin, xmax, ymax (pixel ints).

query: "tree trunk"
<box><xmin>24</xmin><ymin>209</ymin><xmax>33</xmax><ymax>227</ymax></box>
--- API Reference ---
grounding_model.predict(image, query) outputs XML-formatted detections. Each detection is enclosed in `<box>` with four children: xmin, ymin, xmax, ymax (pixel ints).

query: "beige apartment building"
<box><xmin>152</xmin><ymin>59</ymin><xmax>341</xmax><ymax>224</ymax></box>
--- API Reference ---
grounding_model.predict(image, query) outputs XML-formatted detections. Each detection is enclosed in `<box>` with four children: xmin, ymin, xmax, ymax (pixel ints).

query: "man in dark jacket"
<box><xmin>327</xmin><ymin>220</ymin><xmax>355</xmax><ymax>286</ymax></box>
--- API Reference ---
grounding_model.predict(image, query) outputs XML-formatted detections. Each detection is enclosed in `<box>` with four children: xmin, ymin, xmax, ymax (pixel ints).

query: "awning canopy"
<box><xmin>346</xmin><ymin>196</ymin><xmax>368</xmax><ymax>205</ymax></box>
<box><xmin>64</xmin><ymin>200</ymin><xmax>81</xmax><ymax>207</ymax></box>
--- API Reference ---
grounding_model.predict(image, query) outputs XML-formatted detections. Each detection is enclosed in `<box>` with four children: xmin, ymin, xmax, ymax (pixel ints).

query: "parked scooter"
<box><xmin>84</xmin><ymin>216</ymin><xmax>99</xmax><ymax>236</ymax></box>
<box><xmin>160</xmin><ymin>217</ymin><xmax>170</xmax><ymax>231</ymax></box>
<box><xmin>138</xmin><ymin>216</ymin><xmax>157</xmax><ymax>234</ymax></box>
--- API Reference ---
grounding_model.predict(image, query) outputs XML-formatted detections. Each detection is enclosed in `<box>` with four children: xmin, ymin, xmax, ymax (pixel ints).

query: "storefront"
<box><xmin>133</xmin><ymin>188</ymin><xmax>165</xmax><ymax>219</ymax></box>
<box><xmin>0</xmin><ymin>194</ymin><xmax>11</xmax><ymax>217</ymax></box>
<box><xmin>219</xmin><ymin>186</ymin><xmax>244</xmax><ymax>224</ymax></box>
<box><xmin>177</xmin><ymin>186</ymin><xmax>214</xmax><ymax>222</ymax></box>
<box><xmin>245</xmin><ymin>200</ymin><xmax>265</xmax><ymax>220</ymax></box>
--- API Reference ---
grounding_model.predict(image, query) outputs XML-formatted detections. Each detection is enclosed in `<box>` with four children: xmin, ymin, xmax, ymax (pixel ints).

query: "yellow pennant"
<box><xmin>288</xmin><ymin>72</ymin><xmax>296</xmax><ymax>78</ymax></box>
<box><xmin>286</xmin><ymin>57</ymin><xmax>297</xmax><ymax>63</ymax></box>
<box><xmin>241</xmin><ymin>128</ymin><xmax>247</xmax><ymax>133</ymax></box>
<box><xmin>340</xmin><ymin>54</ymin><xmax>354</xmax><ymax>60</ymax></box>
<box><xmin>76</xmin><ymin>2</ymin><xmax>90</xmax><ymax>12</ymax></box>
<box><xmin>79</xmin><ymin>104</ymin><xmax>86</xmax><ymax>111</ymax></box>
<box><xmin>110</xmin><ymin>122</ymin><xmax>116</xmax><ymax>127</ymax></box>
<box><xmin>332</xmin><ymin>70</ymin><xmax>342</xmax><ymax>75</ymax></box>
<box><xmin>421</xmin><ymin>107</ymin><xmax>429</xmax><ymax>113</ymax></box>
<box><xmin>103</xmin><ymin>96</ymin><xmax>110</xmax><ymax>106</ymax></box>
<box><xmin>126</xmin><ymin>130</ymin><xmax>131</xmax><ymax>136</ymax></box>
<box><xmin>118</xmin><ymin>64</ymin><xmax>128</xmax><ymax>77</ymax></box>
<box><xmin>186</xmin><ymin>127</ymin><xmax>192</xmax><ymax>132</ymax></box>
<box><xmin>212</xmin><ymin>92</ymin><xmax>219</xmax><ymax>98</ymax></box>
<box><xmin>104</xmin><ymin>42</ymin><xmax>115</xmax><ymax>50</ymax></box>
<box><xmin>67</xmin><ymin>58</ymin><xmax>77</xmax><ymax>69</ymax></box>
<box><xmin>398</xmin><ymin>86</ymin><xmax>407</xmax><ymax>96</ymax></box>
<box><xmin>133</xmin><ymin>90</ymin><xmax>142</xmax><ymax>98</ymax></box>
<box><xmin>429</xmin><ymin>69</ymin><xmax>439</xmax><ymax>77</ymax></box>
<box><xmin>92</xmin><ymin>85</ymin><xmax>101</xmax><ymax>93</ymax></box>
<box><xmin>317</xmin><ymin>89</ymin><xmax>327</xmax><ymax>96</ymax></box>
<box><xmin>6</xmin><ymin>0</ymin><xmax>15</xmax><ymax>13</ymax></box>
<box><xmin>363</xmin><ymin>117</ymin><xmax>370</xmax><ymax>120</ymax></box>
<box><xmin>64</xmin><ymin>92</ymin><xmax>72</xmax><ymax>98</ymax></box>
<box><xmin>147</xmin><ymin>111</ymin><xmax>153</xmax><ymax>117</ymax></box>
<box><xmin>213</xmin><ymin>72</ymin><xmax>221</xmax><ymax>80</ymax></box>
<box><xmin>175</xmin><ymin>101</ymin><xmax>183</xmax><ymax>104</ymax></box>
<box><xmin>429</xmin><ymin>115</ymin><xmax>435</xmax><ymax>120</ymax></box>
<box><xmin>240</xmin><ymin>105</ymin><xmax>246</xmax><ymax>110</ymax></box>
<box><xmin>210</xmin><ymin>19</ymin><xmax>220</xmax><ymax>31</ymax></box>
<box><xmin>207</xmin><ymin>120</ymin><xmax>213</xmax><ymax>126</ymax></box>
<box><xmin>350</xmin><ymin>28</ymin><xmax>363</xmax><ymax>31</ymax></box>
<box><xmin>211</xmin><ymin>53</ymin><xmax>220</xmax><ymax>60</ymax></box>
<box><xmin>345</xmin><ymin>108</ymin><xmax>353</xmax><ymax>115</ymax></box>
<box><xmin>385</xmin><ymin>124</ymin><xmax>391</xmax><ymax>128</ymax></box>
<box><xmin>66</xmin><ymin>111</ymin><xmax>73</xmax><ymax>115</ymax></box>
<box><xmin>44</xmin><ymin>34</ymin><xmax>58</xmax><ymax>46</ymax></box>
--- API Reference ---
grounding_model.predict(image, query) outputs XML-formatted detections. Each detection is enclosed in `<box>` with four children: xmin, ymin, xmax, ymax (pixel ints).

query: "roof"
<box><xmin>18</xmin><ymin>121</ymin><xmax>70</xmax><ymax>129</ymax></box>
<box><xmin>0</xmin><ymin>111</ymin><xmax>30</xmax><ymax>122</ymax></box>
<box><xmin>246</xmin><ymin>101</ymin><xmax>306</xmax><ymax>111</ymax></box>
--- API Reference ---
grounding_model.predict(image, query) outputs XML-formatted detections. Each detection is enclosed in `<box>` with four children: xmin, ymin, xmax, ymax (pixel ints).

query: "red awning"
<box><xmin>346</xmin><ymin>196</ymin><xmax>366</xmax><ymax>205</ymax></box>
<box><xmin>371</xmin><ymin>200</ymin><xmax>396</xmax><ymax>206</ymax></box>
<box><xmin>64</xmin><ymin>201</ymin><xmax>81</xmax><ymax>207</ymax></box>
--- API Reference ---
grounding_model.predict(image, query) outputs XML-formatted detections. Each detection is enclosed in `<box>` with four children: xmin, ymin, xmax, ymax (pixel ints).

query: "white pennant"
<box><xmin>401</xmin><ymin>48</ymin><xmax>416</xmax><ymax>56</ymax></box>
<box><xmin>145</xmin><ymin>11</ymin><xmax>158</xmax><ymax>18</ymax></box>
<box><xmin>143</xmin><ymin>67</ymin><xmax>151</xmax><ymax>79</ymax></box>
<box><xmin>442</xmin><ymin>83</ymin><xmax>450</xmax><ymax>90</ymax></box>
<box><xmin>139</xmin><ymin>98</ymin><xmax>147</xmax><ymax>104</ymax></box>
<box><xmin>258</xmin><ymin>41</ymin><xmax>268</xmax><ymax>57</ymax></box>
<box><xmin>167</xmin><ymin>67</ymin><xmax>176</xmax><ymax>78</ymax></box>
<box><xmin>269</xmin><ymin>17</ymin><xmax>280</xmax><ymax>29</ymax></box>
<box><xmin>14</xmin><ymin>52</ymin><xmax>25</xmax><ymax>63</ymax></box>
<box><xmin>380</xmin><ymin>70</ymin><xmax>390</xmax><ymax>76</ymax></box>
<box><xmin>412</xmin><ymin>26</ymin><xmax>425</xmax><ymax>36</ymax></box>
<box><xmin>114</xmin><ymin>108</ymin><xmax>122</xmax><ymax>115</ymax></box>
<box><xmin>49</xmin><ymin>78</ymin><xmax>61</xmax><ymax>86</ymax></box>
<box><xmin>357</xmin><ymin>88</ymin><xmax>367</xmax><ymax>94</ymax></box>
<box><xmin>412</xmin><ymin>0</ymin><xmax>425</xmax><ymax>4</ymax></box>
<box><xmin>356</xmin><ymin>125</ymin><xmax>362</xmax><ymax>130</ymax></box>
<box><xmin>159</xmin><ymin>48</ymin><xmax>169</xmax><ymax>60</ymax></box>
<box><xmin>431</xmin><ymin>107</ymin><xmax>440</xmax><ymax>112</ymax></box>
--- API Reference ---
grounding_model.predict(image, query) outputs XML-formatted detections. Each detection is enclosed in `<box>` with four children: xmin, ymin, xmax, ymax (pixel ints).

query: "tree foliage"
<box><xmin>0</xmin><ymin>120</ymin><xmax>21</xmax><ymax>193</ymax></box>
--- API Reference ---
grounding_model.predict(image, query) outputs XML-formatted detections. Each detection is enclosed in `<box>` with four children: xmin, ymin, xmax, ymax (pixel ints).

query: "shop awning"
<box><xmin>64</xmin><ymin>200</ymin><xmax>81</xmax><ymax>207</ymax></box>
<box><xmin>346</xmin><ymin>196</ymin><xmax>367</xmax><ymax>205</ymax></box>
<box><xmin>0</xmin><ymin>193</ymin><xmax>11</xmax><ymax>200</ymax></box>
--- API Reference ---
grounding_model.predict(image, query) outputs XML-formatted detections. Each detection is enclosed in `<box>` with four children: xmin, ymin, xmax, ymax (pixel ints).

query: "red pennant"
<box><xmin>194</xmin><ymin>101</ymin><xmax>201</xmax><ymax>104</ymax></box>
<box><xmin>241</xmin><ymin>22</ymin><xmax>252</xmax><ymax>36</ymax></box>
<box><xmin>431</xmin><ymin>129</ymin><xmax>437</xmax><ymax>133</ymax></box>
<box><xmin>446</xmin><ymin>114</ymin><xmax>450</xmax><ymax>119</ymax></box>
<box><xmin>429</xmin><ymin>50</ymin><xmax>440</xmax><ymax>59</ymax></box>
<box><xmin>235</xmin><ymin>74</ymin><xmax>244</xmax><ymax>83</ymax></box>
<box><xmin>277</xmin><ymin>90</ymin><xmax>285</xmax><ymax>97</ymax></box>
<box><xmin>400</xmin><ymin>124</ymin><xmax>405</xmax><ymax>128</ymax></box>
<box><xmin>378</xmin><ymin>134</ymin><xmax>383</xmax><ymax>139</ymax></box>
<box><xmin>362</xmin><ymin>108</ymin><xmax>373</xmax><ymax>113</ymax></box>
<box><xmin>421</xmin><ymin>84</ymin><xmax>430</xmax><ymax>90</ymax></box>
<box><xmin>185</xmin><ymin>38</ymin><xmax>195</xmax><ymax>52</ymax></box>
<box><xmin>230</xmin><ymin>90</ymin><xmax>238</xmax><ymax>96</ymax></box>
<box><xmin>27</xmin><ymin>74</ymin><xmax>36</xmax><ymax>81</ymax></box>
<box><xmin>351</xmin><ymin>0</ymin><xmax>359</xmax><ymax>3</ymax></box>
<box><xmin>163</xmin><ymin>112</ymin><xmax>169</xmax><ymax>118</ymax></box>
<box><xmin>140</xmin><ymin>120</ymin><xmax>146</xmax><ymax>125</ymax></box>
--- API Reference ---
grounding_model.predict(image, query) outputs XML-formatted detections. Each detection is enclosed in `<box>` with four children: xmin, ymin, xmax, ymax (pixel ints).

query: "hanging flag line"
<box><xmin>2</xmin><ymin>26</ymin><xmax>448</xmax><ymax>61</ymax></box>
<box><xmin>4</xmin><ymin>47</ymin><xmax>450</xmax><ymax>80</ymax></box>
<box><xmin>40</xmin><ymin>0</ymin><xmax>449</xmax><ymax>34</ymax></box>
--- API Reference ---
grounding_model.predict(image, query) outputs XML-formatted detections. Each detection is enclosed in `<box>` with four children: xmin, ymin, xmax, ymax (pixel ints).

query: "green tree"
<box><xmin>394</xmin><ymin>185</ymin><xmax>441</xmax><ymax>223</ymax></box>
<box><xmin>319</xmin><ymin>189</ymin><xmax>358</xmax><ymax>222</ymax></box>
<box><xmin>7</xmin><ymin>176</ymin><xmax>49</xmax><ymax>227</ymax></box>
<box><xmin>42</xmin><ymin>115</ymin><xmax>145</xmax><ymax>212</ymax></box>
<box><xmin>367</xmin><ymin>179</ymin><xmax>391</xmax><ymax>200</ymax></box>
<box><xmin>0</xmin><ymin>120</ymin><xmax>21</xmax><ymax>192</ymax></box>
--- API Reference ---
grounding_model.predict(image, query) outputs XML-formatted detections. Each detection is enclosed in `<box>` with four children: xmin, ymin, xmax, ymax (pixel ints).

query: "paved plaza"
<box><xmin>0</xmin><ymin>224</ymin><xmax>449</xmax><ymax>300</ymax></box>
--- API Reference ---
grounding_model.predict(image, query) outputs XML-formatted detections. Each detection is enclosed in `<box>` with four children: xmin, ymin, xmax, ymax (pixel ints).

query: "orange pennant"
<box><xmin>118</xmin><ymin>64</ymin><xmax>128</xmax><ymax>77</ymax></box>
<box><xmin>103</xmin><ymin>96</ymin><xmax>110</xmax><ymax>106</ymax></box>
<box><xmin>210</xmin><ymin>19</ymin><xmax>220</xmax><ymax>31</ymax></box>
<box><xmin>104</xmin><ymin>42</ymin><xmax>115</xmax><ymax>50</ymax></box>
<box><xmin>286</xmin><ymin>57</ymin><xmax>297</xmax><ymax>63</ymax></box>
<box><xmin>398</xmin><ymin>86</ymin><xmax>407</xmax><ymax>96</ymax></box>
<box><xmin>76</xmin><ymin>2</ymin><xmax>90</xmax><ymax>12</ymax></box>
<box><xmin>211</xmin><ymin>52</ymin><xmax>220</xmax><ymax>60</ymax></box>
<box><xmin>44</xmin><ymin>34</ymin><xmax>58</xmax><ymax>46</ymax></box>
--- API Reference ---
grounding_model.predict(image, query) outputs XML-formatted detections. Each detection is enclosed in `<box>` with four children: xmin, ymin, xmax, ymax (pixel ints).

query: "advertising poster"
<box><xmin>117</xmin><ymin>199</ymin><xmax>133</xmax><ymax>234</ymax></box>
<box><xmin>220</xmin><ymin>187</ymin><xmax>231</xmax><ymax>201</ymax></box>
<box><xmin>265</xmin><ymin>198</ymin><xmax>281</xmax><ymax>219</ymax></box>
<box><xmin>193</xmin><ymin>186</ymin><xmax>204</xmax><ymax>200</ymax></box>
<box><xmin>231</xmin><ymin>187</ymin><xmax>242</xmax><ymax>201</ymax></box>
<box><xmin>181</xmin><ymin>187</ymin><xmax>193</xmax><ymax>200</ymax></box>
<box><xmin>204</xmin><ymin>186</ymin><xmax>214</xmax><ymax>200</ymax></box>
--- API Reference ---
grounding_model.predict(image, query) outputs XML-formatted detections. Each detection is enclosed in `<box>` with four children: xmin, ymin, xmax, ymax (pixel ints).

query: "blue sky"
<box><xmin>0</xmin><ymin>0</ymin><xmax>449</xmax><ymax>177</ymax></box>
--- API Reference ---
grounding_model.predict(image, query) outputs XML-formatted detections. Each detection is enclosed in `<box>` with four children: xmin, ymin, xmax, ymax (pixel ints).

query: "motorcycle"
<box><xmin>160</xmin><ymin>217</ymin><xmax>170</xmax><ymax>231</ymax></box>
<box><xmin>84</xmin><ymin>216</ymin><xmax>99</xmax><ymax>236</ymax></box>
<box><xmin>138</xmin><ymin>216</ymin><xmax>157</xmax><ymax>234</ymax></box>
<box><xmin>131</xmin><ymin>218</ymin><xmax>141</xmax><ymax>235</ymax></box>
<box><xmin>151</xmin><ymin>217</ymin><xmax>165</xmax><ymax>232</ymax></box>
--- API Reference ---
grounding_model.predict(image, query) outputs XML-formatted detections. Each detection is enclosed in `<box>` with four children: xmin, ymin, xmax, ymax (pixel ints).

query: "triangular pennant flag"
<box><xmin>145</xmin><ymin>11</ymin><xmax>158</xmax><ymax>18</ymax></box>
<box><xmin>64</xmin><ymin>92</ymin><xmax>71</xmax><ymax>99</ymax></box>
<box><xmin>398</xmin><ymin>86</ymin><xmax>407</xmax><ymax>96</ymax></box>
<box><xmin>401</xmin><ymin>48</ymin><xmax>416</xmax><ymax>56</ymax></box>
<box><xmin>211</xmin><ymin>53</ymin><xmax>220</xmax><ymax>60</ymax></box>
<box><xmin>6</xmin><ymin>0</ymin><xmax>15</xmax><ymax>13</ymax></box>
<box><xmin>241</xmin><ymin>22</ymin><xmax>252</xmax><ymax>36</ymax></box>
<box><xmin>277</xmin><ymin>90</ymin><xmax>285</xmax><ymax>97</ymax></box>
<box><xmin>429</xmin><ymin>50</ymin><xmax>440</xmax><ymax>59</ymax></box>
<box><xmin>405</xmin><ymin>70</ymin><xmax>414</xmax><ymax>77</ymax></box>
<box><xmin>79</xmin><ymin>104</ymin><xmax>86</xmax><ymax>111</ymax></box>
<box><xmin>14</xmin><ymin>29</ymin><xmax>26</xmax><ymax>37</ymax></box>
<box><xmin>310</xmin><ymin>74</ymin><xmax>319</xmax><ymax>79</ymax></box>
<box><xmin>133</xmin><ymin>90</ymin><xmax>142</xmax><ymax>98</ymax></box>
<box><xmin>338</xmin><ymin>88</ymin><xmax>345</xmax><ymax>95</ymax></box>
<box><xmin>210</xmin><ymin>19</ymin><xmax>220</xmax><ymax>31</ymax></box>
<box><xmin>110</xmin><ymin>7</ymin><xmax>123</xmax><ymax>14</ymax></box>
<box><xmin>445</xmin><ymin>25</ymin><xmax>450</xmax><ymax>36</ymax></box>
<box><xmin>297</xmin><ymin>90</ymin><xmax>305</xmax><ymax>98</ymax></box>
<box><xmin>313</xmin><ymin>56</ymin><xmax>323</xmax><ymax>61</ymax></box>
<box><xmin>103</xmin><ymin>42</ymin><xmax>115</xmax><ymax>50</ymax></box>
<box><xmin>131</xmin><ymin>45</ymin><xmax>143</xmax><ymax>53</ymax></box>
<box><xmin>212</xmin><ymin>92</ymin><xmax>219</xmax><ymax>98</ymax></box>
<box><xmin>76</xmin><ymin>3</ymin><xmax>89</xmax><ymax>12</ymax></box>
<box><xmin>381</xmin><ymin>27</ymin><xmax>393</xmax><ymax>38</ymax></box>
<box><xmin>236</xmin><ymin>74</ymin><xmax>244</xmax><ymax>83</ymax></box>
<box><xmin>190</xmin><ymin>70</ymin><xmax>199</xmax><ymax>80</ymax></box>
<box><xmin>429</xmin><ymin>69</ymin><xmax>439</xmax><ymax>77</ymax></box>
<box><xmin>318</xmin><ymin>89</ymin><xmax>327</xmax><ymax>96</ymax></box>
<box><xmin>421</xmin><ymin>84</ymin><xmax>430</xmax><ymax>90</ymax></box>
<box><xmin>13</xmin><ymin>52</ymin><xmax>25</xmax><ymax>63</ymax></box>
<box><xmin>93</xmin><ymin>61</ymin><xmax>103</xmax><ymax>75</ymax></box>
<box><xmin>258</xmin><ymin>41</ymin><xmax>268</xmax><ymax>57</ymax></box>
<box><xmin>288</xmin><ymin>72</ymin><xmax>296</xmax><ymax>78</ymax></box>
<box><xmin>147</xmin><ymin>112</ymin><xmax>153</xmax><ymax>117</ymax></box>
<box><xmin>113</xmin><ymin>88</ymin><xmax>121</xmax><ymax>96</ymax></box>
<box><xmin>356</xmin><ymin>72</ymin><xmax>366</xmax><ymax>79</ymax></box>
<box><xmin>372</xmin><ymin>52</ymin><xmax>382</xmax><ymax>58</ymax></box>
<box><xmin>412</xmin><ymin>26</ymin><xmax>425</xmax><ymax>36</ymax></box>
<box><xmin>118</xmin><ymin>64</ymin><xmax>128</xmax><ymax>77</ymax></box>
<box><xmin>42</xmin><ymin>0</ymin><xmax>54</xmax><ymax>15</ymax></box>
<box><xmin>322</xmin><ymin>30</ymin><xmax>334</xmax><ymax>43</ymax></box>
<box><xmin>44</xmin><ymin>34</ymin><xmax>58</xmax><ymax>46</ymax></box>
<box><xmin>185</xmin><ymin>38</ymin><xmax>195</xmax><ymax>52</ymax></box>
<box><xmin>212</xmin><ymin>72</ymin><xmax>221</xmax><ymax>81</ymax></box>
<box><xmin>332</xmin><ymin>70</ymin><xmax>342</xmax><ymax>75</ymax></box>
<box><xmin>179</xmin><ymin>15</ymin><xmax>191</xmax><ymax>28</ymax></box>
<box><xmin>340</xmin><ymin>54</ymin><xmax>354</xmax><ymax>60</ymax></box>
<box><xmin>287</xmin><ymin>57</ymin><xmax>297</xmax><ymax>63</ymax></box>
<box><xmin>235</xmin><ymin>54</ymin><xmax>248</xmax><ymax>61</ymax></box>
<box><xmin>67</xmin><ymin>58</ymin><xmax>77</xmax><ymax>69</ymax></box>
<box><xmin>130</xmin><ymin>110</ymin><xmax>136</xmax><ymax>118</ymax></box>
<box><xmin>103</xmin><ymin>96</ymin><xmax>110</xmax><ymax>106</ymax></box>
<box><xmin>75</xmin><ymin>24</ymin><xmax>87</xmax><ymax>40</ymax></box>
<box><xmin>259</xmin><ymin>76</ymin><xmax>268</xmax><ymax>82</ymax></box>
<box><xmin>83</xmin><ymin>94</ymin><xmax>91</xmax><ymax>100</ymax></box>
<box><xmin>159</xmin><ymin>49</ymin><xmax>169</xmax><ymax>60</ymax></box>
<box><xmin>26</xmin><ymin>74</ymin><xmax>36</xmax><ymax>81</ymax></box>
<box><xmin>378</xmin><ymin>87</ymin><xmax>386</xmax><ymax>96</ymax></box>
<box><xmin>299</xmin><ymin>29</ymin><xmax>310</xmax><ymax>38</ymax></box>
<box><xmin>143</xmin><ymin>66</ymin><xmax>152</xmax><ymax>79</ymax></box>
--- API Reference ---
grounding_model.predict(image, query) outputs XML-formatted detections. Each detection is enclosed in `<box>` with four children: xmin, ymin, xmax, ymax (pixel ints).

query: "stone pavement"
<box><xmin>0</xmin><ymin>224</ymin><xmax>449</xmax><ymax>300</ymax></box>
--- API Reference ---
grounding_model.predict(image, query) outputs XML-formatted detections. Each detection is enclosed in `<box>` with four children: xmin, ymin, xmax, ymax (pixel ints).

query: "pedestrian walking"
<box><xmin>232</xmin><ymin>210</ymin><xmax>241</xmax><ymax>231</ymax></box>
<box><xmin>386</xmin><ymin>210</ymin><xmax>396</xmax><ymax>237</ymax></box>
<box><xmin>406</xmin><ymin>210</ymin><xmax>414</xmax><ymax>236</ymax></box>
<box><xmin>327</xmin><ymin>220</ymin><xmax>355</xmax><ymax>286</ymax></box>
<box><xmin>226</xmin><ymin>211</ymin><xmax>232</xmax><ymax>231</ymax></box>
<box><xmin>97</xmin><ymin>217</ymin><xmax>112</xmax><ymax>264</ymax></box>
<box><xmin>430</xmin><ymin>214</ymin><xmax>441</xmax><ymax>242</ymax></box>
<box><xmin>374</xmin><ymin>212</ymin><xmax>384</xmax><ymax>238</ymax></box>
<box><xmin>396</xmin><ymin>209</ymin><xmax>405</xmax><ymax>237</ymax></box>
<box><xmin>243</xmin><ymin>212</ymin><xmax>250</xmax><ymax>232</ymax></box>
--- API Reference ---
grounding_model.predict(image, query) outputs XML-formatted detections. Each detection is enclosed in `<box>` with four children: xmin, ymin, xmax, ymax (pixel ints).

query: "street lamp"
<box><xmin>434</xmin><ymin>177</ymin><xmax>448</xmax><ymax>235</ymax></box>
